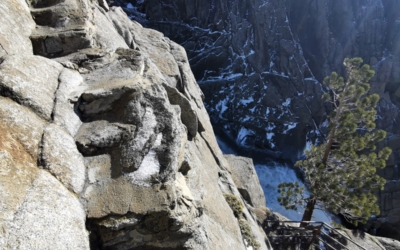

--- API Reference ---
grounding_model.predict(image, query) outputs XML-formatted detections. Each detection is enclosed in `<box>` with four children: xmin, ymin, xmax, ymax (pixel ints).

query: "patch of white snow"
<box><xmin>125</xmin><ymin>133</ymin><xmax>163</xmax><ymax>187</ymax></box>
<box><xmin>240</xmin><ymin>97</ymin><xmax>254</xmax><ymax>105</ymax></box>
<box><xmin>237</xmin><ymin>127</ymin><xmax>254</xmax><ymax>146</ymax></box>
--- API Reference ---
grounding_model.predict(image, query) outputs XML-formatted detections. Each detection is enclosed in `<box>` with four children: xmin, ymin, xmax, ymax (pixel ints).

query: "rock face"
<box><xmin>225</xmin><ymin>155</ymin><xmax>266</xmax><ymax>208</ymax></box>
<box><xmin>0</xmin><ymin>0</ymin><xmax>272</xmax><ymax>249</ymax></box>
<box><xmin>118</xmin><ymin>0</ymin><xmax>400</xmax><ymax>240</ymax></box>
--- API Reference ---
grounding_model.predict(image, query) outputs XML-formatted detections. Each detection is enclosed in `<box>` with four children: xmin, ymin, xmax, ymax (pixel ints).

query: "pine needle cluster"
<box><xmin>278</xmin><ymin>58</ymin><xmax>392</xmax><ymax>225</ymax></box>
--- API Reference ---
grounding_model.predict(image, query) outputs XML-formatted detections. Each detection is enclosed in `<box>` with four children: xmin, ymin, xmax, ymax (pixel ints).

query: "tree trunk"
<box><xmin>300</xmin><ymin>198</ymin><xmax>316</xmax><ymax>227</ymax></box>
<box><xmin>322</xmin><ymin>127</ymin><xmax>335</xmax><ymax>165</ymax></box>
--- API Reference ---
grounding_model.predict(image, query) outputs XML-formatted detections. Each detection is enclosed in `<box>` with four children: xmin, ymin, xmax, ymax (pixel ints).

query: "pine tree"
<box><xmin>278</xmin><ymin>58</ymin><xmax>392</xmax><ymax>225</ymax></box>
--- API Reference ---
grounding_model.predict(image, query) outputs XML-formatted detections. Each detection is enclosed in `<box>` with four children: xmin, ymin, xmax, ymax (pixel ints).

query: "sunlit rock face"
<box><xmin>0</xmin><ymin>0</ymin><xmax>272</xmax><ymax>249</ymax></box>
<box><xmin>116</xmin><ymin>0</ymin><xmax>400</xmax><ymax>240</ymax></box>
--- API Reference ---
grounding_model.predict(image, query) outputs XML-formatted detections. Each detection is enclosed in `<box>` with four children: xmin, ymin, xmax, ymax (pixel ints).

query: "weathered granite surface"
<box><xmin>0</xmin><ymin>0</ymin><xmax>272</xmax><ymax>249</ymax></box>
<box><xmin>225</xmin><ymin>154</ymin><xmax>266</xmax><ymax>208</ymax></box>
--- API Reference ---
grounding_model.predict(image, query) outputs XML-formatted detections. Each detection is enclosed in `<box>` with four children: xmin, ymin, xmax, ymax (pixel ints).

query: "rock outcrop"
<box><xmin>0</xmin><ymin>0</ymin><xmax>272</xmax><ymax>249</ymax></box>
<box><xmin>225</xmin><ymin>155</ymin><xmax>266</xmax><ymax>208</ymax></box>
<box><xmin>118</xmin><ymin>0</ymin><xmax>400</xmax><ymax>240</ymax></box>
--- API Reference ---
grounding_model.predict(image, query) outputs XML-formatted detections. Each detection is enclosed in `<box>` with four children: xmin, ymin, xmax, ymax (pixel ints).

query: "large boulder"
<box><xmin>225</xmin><ymin>154</ymin><xmax>266</xmax><ymax>208</ymax></box>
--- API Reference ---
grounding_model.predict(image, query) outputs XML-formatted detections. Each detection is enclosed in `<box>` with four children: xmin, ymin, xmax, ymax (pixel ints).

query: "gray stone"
<box><xmin>182</xmin><ymin>136</ymin><xmax>270</xmax><ymax>250</ymax></box>
<box><xmin>82</xmin><ymin>175</ymin><xmax>177</xmax><ymax>218</ymax></box>
<box><xmin>53</xmin><ymin>68</ymin><xmax>84</xmax><ymax>136</ymax></box>
<box><xmin>41</xmin><ymin>123</ymin><xmax>86</xmax><ymax>194</ymax></box>
<box><xmin>4</xmin><ymin>170</ymin><xmax>89</xmax><ymax>250</ymax></box>
<box><xmin>85</xmin><ymin>154</ymin><xmax>112</xmax><ymax>184</ymax></box>
<box><xmin>108</xmin><ymin>7</ymin><xmax>137</xmax><ymax>49</ymax></box>
<box><xmin>0</xmin><ymin>97</ymin><xmax>46</xmax><ymax>161</ymax></box>
<box><xmin>92</xmin><ymin>7</ymin><xmax>130</xmax><ymax>51</ymax></box>
<box><xmin>162</xmin><ymin>83</ymin><xmax>198</xmax><ymax>137</ymax></box>
<box><xmin>377</xmin><ymin>236</ymin><xmax>400</xmax><ymax>250</ymax></box>
<box><xmin>0</xmin><ymin>123</ymin><xmax>39</xmax><ymax>249</ymax></box>
<box><xmin>0</xmin><ymin>55</ymin><xmax>63</xmax><ymax>121</ymax></box>
<box><xmin>225</xmin><ymin>154</ymin><xmax>266</xmax><ymax>208</ymax></box>
<box><xmin>29</xmin><ymin>0</ymin><xmax>96</xmax><ymax>57</ymax></box>
<box><xmin>98</xmin><ymin>0</ymin><xmax>109</xmax><ymax>11</ymax></box>
<box><xmin>75</xmin><ymin>120</ymin><xmax>133</xmax><ymax>155</ymax></box>
<box><xmin>332</xmin><ymin>229</ymin><xmax>386</xmax><ymax>250</ymax></box>
<box><xmin>0</xmin><ymin>0</ymin><xmax>35</xmax><ymax>55</ymax></box>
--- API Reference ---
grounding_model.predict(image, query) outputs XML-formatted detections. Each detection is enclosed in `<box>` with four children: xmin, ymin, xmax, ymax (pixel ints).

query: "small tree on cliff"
<box><xmin>278</xmin><ymin>58</ymin><xmax>392</xmax><ymax>225</ymax></box>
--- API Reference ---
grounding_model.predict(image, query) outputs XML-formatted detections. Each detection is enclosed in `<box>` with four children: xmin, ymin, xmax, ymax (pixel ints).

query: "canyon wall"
<box><xmin>118</xmin><ymin>0</ymin><xmax>400</xmax><ymax>240</ymax></box>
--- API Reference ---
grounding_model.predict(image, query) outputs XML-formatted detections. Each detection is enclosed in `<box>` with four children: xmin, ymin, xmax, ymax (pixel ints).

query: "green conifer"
<box><xmin>278</xmin><ymin>58</ymin><xmax>392</xmax><ymax>225</ymax></box>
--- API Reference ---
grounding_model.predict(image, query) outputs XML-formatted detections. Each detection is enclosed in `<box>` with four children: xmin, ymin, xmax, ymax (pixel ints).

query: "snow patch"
<box><xmin>266</xmin><ymin>107</ymin><xmax>271</xmax><ymax>115</ymax></box>
<box><xmin>237</xmin><ymin>127</ymin><xmax>254</xmax><ymax>146</ymax></box>
<box><xmin>226</xmin><ymin>73</ymin><xmax>243</xmax><ymax>80</ymax></box>
<box><xmin>216</xmin><ymin>136</ymin><xmax>333</xmax><ymax>225</ymax></box>
<box><xmin>240</xmin><ymin>97</ymin><xmax>254</xmax><ymax>105</ymax></box>
<box><xmin>255</xmin><ymin>163</ymin><xmax>333</xmax><ymax>223</ymax></box>
<box><xmin>266</xmin><ymin>132</ymin><xmax>275</xmax><ymax>148</ymax></box>
<box><xmin>249</xmin><ymin>106</ymin><xmax>257</xmax><ymax>113</ymax></box>
<box><xmin>282</xmin><ymin>98</ymin><xmax>291</xmax><ymax>107</ymax></box>
<box><xmin>321</xmin><ymin>119</ymin><xmax>329</xmax><ymax>128</ymax></box>
<box><xmin>241</xmin><ymin>116</ymin><xmax>252</xmax><ymax>122</ymax></box>
<box><xmin>282</xmin><ymin>122</ymin><xmax>297</xmax><ymax>134</ymax></box>
<box><xmin>216</xmin><ymin>99</ymin><xmax>229</xmax><ymax>117</ymax></box>
<box><xmin>125</xmin><ymin>133</ymin><xmax>162</xmax><ymax>187</ymax></box>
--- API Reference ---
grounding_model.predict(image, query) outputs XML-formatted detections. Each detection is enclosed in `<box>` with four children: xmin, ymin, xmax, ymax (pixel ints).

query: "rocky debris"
<box><xmin>225</xmin><ymin>154</ymin><xmax>266</xmax><ymax>208</ymax></box>
<box><xmin>0</xmin><ymin>0</ymin><xmax>272</xmax><ymax>249</ymax></box>
<box><xmin>120</xmin><ymin>0</ymin><xmax>400</xmax><ymax>240</ymax></box>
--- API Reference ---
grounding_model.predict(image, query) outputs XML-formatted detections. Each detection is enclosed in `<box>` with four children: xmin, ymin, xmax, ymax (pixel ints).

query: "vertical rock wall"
<box><xmin>0</xmin><ymin>0</ymin><xmax>271</xmax><ymax>249</ymax></box>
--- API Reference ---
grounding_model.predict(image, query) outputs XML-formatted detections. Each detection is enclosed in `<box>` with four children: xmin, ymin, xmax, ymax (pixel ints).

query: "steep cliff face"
<box><xmin>117</xmin><ymin>0</ymin><xmax>400</xmax><ymax>240</ymax></box>
<box><xmin>0</xmin><ymin>0</ymin><xmax>271</xmax><ymax>249</ymax></box>
<box><xmin>121</xmin><ymin>0</ymin><xmax>325</xmax><ymax>162</ymax></box>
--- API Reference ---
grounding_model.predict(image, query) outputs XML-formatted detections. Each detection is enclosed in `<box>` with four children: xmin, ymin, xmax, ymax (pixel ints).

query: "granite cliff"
<box><xmin>116</xmin><ymin>0</ymin><xmax>400</xmax><ymax>240</ymax></box>
<box><xmin>1</xmin><ymin>0</ymin><xmax>400</xmax><ymax>248</ymax></box>
<box><xmin>0</xmin><ymin>0</ymin><xmax>272</xmax><ymax>249</ymax></box>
